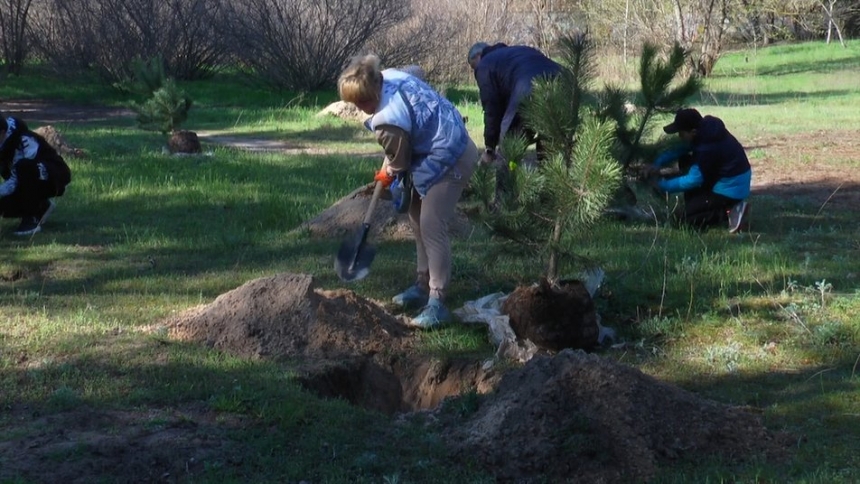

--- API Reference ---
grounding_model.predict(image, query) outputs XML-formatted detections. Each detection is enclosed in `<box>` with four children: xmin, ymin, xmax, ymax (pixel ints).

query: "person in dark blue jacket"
<box><xmin>650</xmin><ymin>108</ymin><xmax>752</xmax><ymax>233</ymax></box>
<box><xmin>467</xmin><ymin>42</ymin><xmax>561</xmax><ymax>165</ymax></box>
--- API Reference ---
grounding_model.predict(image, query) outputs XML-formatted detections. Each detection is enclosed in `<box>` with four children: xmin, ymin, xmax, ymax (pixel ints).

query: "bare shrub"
<box><xmin>364</xmin><ymin>7</ymin><xmax>465</xmax><ymax>84</ymax></box>
<box><xmin>390</xmin><ymin>0</ymin><xmax>584</xmax><ymax>85</ymax></box>
<box><xmin>0</xmin><ymin>0</ymin><xmax>33</xmax><ymax>74</ymax></box>
<box><xmin>28</xmin><ymin>0</ymin><xmax>228</xmax><ymax>82</ymax></box>
<box><xmin>223</xmin><ymin>0</ymin><xmax>410</xmax><ymax>91</ymax></box>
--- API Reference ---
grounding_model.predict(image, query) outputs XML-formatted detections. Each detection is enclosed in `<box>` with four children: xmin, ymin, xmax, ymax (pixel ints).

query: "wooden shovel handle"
<box><xmin>364</xmin><ymin>180</ymin><xmax>384</xmax><ymax>225</ymax></box>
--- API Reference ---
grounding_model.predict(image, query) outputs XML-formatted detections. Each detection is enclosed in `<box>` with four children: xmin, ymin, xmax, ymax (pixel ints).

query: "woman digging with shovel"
<box><xmin>338</xmin><ymin>54</ymin><xmax>479</xmax><ymax>329</ymax></box>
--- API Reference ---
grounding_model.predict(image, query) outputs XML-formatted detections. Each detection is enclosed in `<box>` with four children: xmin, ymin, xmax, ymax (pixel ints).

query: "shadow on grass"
<box><xmin>1</xmin><ymin>331</ymin><xmax>855</xmax><ymax>483</ymax></box>
<box><xmin>697</xmin><ymin>89</ymin><xmax>855</xmax><ymax>107</ymax></box>
<box><xmin>0</xmin><ymin>336</ymin><xmax>430</xmax><ymax>483</ymax></box>
<box><xmin>710</xmin><ymin>56</ymin><xmax>860</xmax><ymax>79</ymax></box>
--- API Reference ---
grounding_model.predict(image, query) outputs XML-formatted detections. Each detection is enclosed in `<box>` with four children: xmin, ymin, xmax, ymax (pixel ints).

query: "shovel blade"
<box><xmin>334</xmin><ymin>227</ymin><xmax>377</xmax><ymax>282</ymax></box>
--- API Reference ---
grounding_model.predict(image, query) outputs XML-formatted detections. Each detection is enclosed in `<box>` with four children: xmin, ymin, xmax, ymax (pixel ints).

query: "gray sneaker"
<box><xmin>727</xmin><ymin>200</ymin><xmax>749</xmax><ymax>233</ymax></box>
<box><xmin>408</xmin><ymin>298</ymin><xmax>452</xmax><ymax>329</ymax></box>
<box><xmin>392</xmin><ymin>284</ymin><xmax>429</xmax><ymax>308</ymax></box>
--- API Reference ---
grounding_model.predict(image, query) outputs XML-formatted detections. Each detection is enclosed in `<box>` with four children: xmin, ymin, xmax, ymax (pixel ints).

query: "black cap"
<box><xmin>663</xmin><ymin>108</ymin><xmax>703</xmax><ymax>134</ymax></box>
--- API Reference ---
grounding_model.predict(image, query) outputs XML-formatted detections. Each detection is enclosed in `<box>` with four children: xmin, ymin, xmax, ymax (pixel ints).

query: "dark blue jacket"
<box><xmin>658</xmin><ymin>115</ymin><xmax>751</xmax><ymax>199</ymax></box>
<box><xmin>693</xmin><ymin>115</ymin><xmax>750</xmax><ymax>186</ymax></box>
<box><xmin>474</xmin><ymin>43</ymin><xmax>561</xmax><ymax>149</ymax></box>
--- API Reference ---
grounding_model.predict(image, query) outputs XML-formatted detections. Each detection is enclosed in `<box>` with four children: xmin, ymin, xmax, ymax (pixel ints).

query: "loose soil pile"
<box><xmin>297</xmin><ymin>182</ymin><xmax>474</xmax><ymax>241</ymax></box>
<box><xmin>168</xmin><ymin>273</ymin><xmax>500</xmax><ymax>414</ymax></box>
<box><xmin>442</xmin><ymin>350</ymin><xmax>791</xmax><ymax>483</ymax></box>
<box><xmin>165</xmin><ymin>272</ymin><xmax>791</xmax><ymax>482</ymax></box>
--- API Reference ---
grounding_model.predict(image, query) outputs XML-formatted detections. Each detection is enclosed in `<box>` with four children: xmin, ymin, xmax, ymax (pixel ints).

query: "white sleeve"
<box><xmin>0</xmin><ymin>172</ymin><xmax>17</xmax><ymax>197</ymax></box>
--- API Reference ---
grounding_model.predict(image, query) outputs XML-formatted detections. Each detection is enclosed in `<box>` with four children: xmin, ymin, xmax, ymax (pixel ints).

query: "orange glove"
<box><xmin>374</xmin><ymin>168</ymin><xmax>396</xmax><ymax>188</ymax></box>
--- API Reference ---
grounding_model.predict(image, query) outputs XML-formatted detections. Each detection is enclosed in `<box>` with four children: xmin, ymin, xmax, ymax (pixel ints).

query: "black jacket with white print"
<box><xmin>0</xmin><ymin>116</ymin><xmax>71</xmax><ymax>198</ymax></box>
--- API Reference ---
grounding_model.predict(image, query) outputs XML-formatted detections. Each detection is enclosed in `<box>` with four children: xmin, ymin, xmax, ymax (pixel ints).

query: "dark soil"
<box><xmin>167</xmin><ymin>273</ymin><xmax>500</xmax><ymax>414</ymax></box>
<box><xmin>504</xmin><ymin>278</ymin><xmax>600</xmax><ymax>352</ymax></box>
<box><xmin>440</xmin><ymin>350</ymin><xmax>792</xmax><ymax>483</ymax></box>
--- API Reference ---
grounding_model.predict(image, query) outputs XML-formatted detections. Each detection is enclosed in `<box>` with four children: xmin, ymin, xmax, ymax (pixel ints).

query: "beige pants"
<box><xmin>409</xmin><ymin>140</ymin><xmax>479</xmax><ymax>301</ymax></box>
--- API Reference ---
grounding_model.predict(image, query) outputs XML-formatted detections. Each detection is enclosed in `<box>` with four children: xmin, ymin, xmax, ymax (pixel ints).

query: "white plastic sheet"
<box><xmin>454</xmin><ymin>292</ymin><xmax>539</xmax><ymax>363</ymax></box>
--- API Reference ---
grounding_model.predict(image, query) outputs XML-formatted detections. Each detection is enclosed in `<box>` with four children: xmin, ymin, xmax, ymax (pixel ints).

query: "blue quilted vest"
<box><xmin>367</xmin><ymin>69</ymin><xmax>469</xmax><ymax>197</ymax></box>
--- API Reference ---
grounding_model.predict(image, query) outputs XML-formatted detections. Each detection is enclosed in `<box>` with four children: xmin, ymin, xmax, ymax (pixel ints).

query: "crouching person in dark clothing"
<box><xmin>0</xmin><ymin>115</ymin><xmax>72</xmax><ymax>236</ymax></box>
<box><xmin>650</xmin><ymin>108</ymin><xmax>752</xmax><ymax>233</ymax></box>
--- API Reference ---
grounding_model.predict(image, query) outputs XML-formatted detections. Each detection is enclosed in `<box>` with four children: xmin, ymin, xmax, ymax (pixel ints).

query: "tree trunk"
<box><xmin>671</xmin><ymin>0</ymin><xmax>686</xmax><ymax>45</ymax></box>
<box><xmin>546</xmin><ymin>213</ymin><xmax>565</xmax><ymax>284</ymax></box>
<box><xmin>696</xmin><ymin>0</ymin><xmax>729</xmax><ymax>77</ymax></box>
<box><xmin>820</xmin><ymin>0</ymin><xmax>846</xmax><ymax>47</ymax></box>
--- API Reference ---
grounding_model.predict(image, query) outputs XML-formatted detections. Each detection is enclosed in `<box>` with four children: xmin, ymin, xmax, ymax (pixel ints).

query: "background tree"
<box><xmin>7</xmin><ymin>0</ymin><xmax>853</xmax><ymax>88</ymax></box>
<box><xmin>818</xmin><ymin>0</ymin><xmax>847</xmax><ymax>46</ymax></box>
<box><xmin>222</xmin><ymin>0</ymin><xmax>410</xmax><ymax>91</ymax></box>
<box><xmin>130</xmin><ymin>65</ymin><xmax>193</xmax><ymax>136</ymax></box>
<box><xmin>28</xmin><ymin>0</ymin><xmax>227</xmax><ymax>83</ymax></box>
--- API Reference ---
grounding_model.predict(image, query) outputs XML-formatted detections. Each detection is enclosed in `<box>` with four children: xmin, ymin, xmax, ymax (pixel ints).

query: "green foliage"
<box><xmin>131</xmin><ymin>55</ymin><xmax>167</xmax><ymax>96</ymax></box>
<box><xmin>131</xmin><ymin>78</ymin><xmax>193</xmax><ymax>134</ymax></box>
<box><xmin>478</xmin><ymin>33</ymin><xmax>623</xmax><ymax>281</ymax></box>
<box><xmin>601</xmin><ymin>42</ymin><xmax>703</xmax><ymax>168</ymax></box>
<box><xmin>113</xmin><ymin>55</ymin><xmax>167</xmax><ymax>97</ymax></box>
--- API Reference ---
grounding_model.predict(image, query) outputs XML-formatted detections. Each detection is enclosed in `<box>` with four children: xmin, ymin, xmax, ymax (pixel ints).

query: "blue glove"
<box><xmin>389</xmin><ymin>174</ymin><xmax>412</xmax><ymax>214</ymax></box>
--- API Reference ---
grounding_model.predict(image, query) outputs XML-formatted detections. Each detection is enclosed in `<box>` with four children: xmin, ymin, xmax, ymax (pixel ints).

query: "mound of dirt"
<box><xmin>33</xmin><ymin>125</ymin><xmax>85</xmax><ymax>158</ymax></box>
<box><xmin>167</xmin><ymin>130</ymin><xmax>202</xmax><ymax>154</ymax></box>
<box><xmin>165</xmin><ymin>272</ymin><xmax>790</xmax><ymax>480</ymax></box>
<box><xmin>168</xmin><ymin>273</ymin><xmax>410</xmax><ymax>360</ymax></box>
<box><xmin>442</xmin><ymin>349</ymin><xmax>791</xmax><ymax>483</ymax></box>
<box><xmin>298</xmin><ymin>182</ymin><xmax>473</xmax><ymax>241</ymax></box>
<box><xmin>166</xmin><ymin>272</ymin><xmax>500</xmax><ymax>414</ymax></box>
<box><xmin>316</xmin><ymin>101</ymin><xmax>370</xmax><ymax>123</ymax></box>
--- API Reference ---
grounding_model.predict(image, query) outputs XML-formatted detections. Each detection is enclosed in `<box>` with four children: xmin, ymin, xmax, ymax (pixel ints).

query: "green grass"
<box><xmin>2</xmin><ymin>40</ymin><xmax>860</xmax><ymax>483</ymax></box>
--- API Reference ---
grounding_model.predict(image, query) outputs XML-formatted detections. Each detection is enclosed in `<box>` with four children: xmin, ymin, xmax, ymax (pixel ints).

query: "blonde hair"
<box><xmin>338</xmin><ymin>54</ymin><xmax>383</xmax><ymax>105</ymax></box>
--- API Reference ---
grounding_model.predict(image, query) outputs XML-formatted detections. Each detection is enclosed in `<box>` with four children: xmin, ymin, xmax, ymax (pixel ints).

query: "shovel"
<box><xmin>334</xmin><ymin>180</ymin><xmax>385</xmax><ymax>282</ymax></box>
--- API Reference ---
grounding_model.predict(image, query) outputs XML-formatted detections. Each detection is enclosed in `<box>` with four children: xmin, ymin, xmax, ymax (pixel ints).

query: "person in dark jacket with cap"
<box><xmin>467</xmin><ymin>42</ymin><xmax>562</xmax><ymax>165</ymax></box>
<box><xmin>649</xmin><ymin>108</ymin><xmax>751</xmax><ymax>233</ymax></box>
<box><xmin>0</xmin><ymin>114</ymin><xmax>71</xmax><ymax>236</ymax></box>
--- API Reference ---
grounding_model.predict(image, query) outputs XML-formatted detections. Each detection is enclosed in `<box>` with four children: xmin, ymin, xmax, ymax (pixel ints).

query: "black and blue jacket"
<box><xmin>657</xmin><ymin>115</ymin><xmax>751</xmax><ymax>200</ymax></box>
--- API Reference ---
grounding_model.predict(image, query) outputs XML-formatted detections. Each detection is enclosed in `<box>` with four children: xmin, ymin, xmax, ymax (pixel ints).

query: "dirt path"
<box><xmin>1</xmin><ymin>99</ymin><xmax>135</xmax><ymax>124</ymax></box>
<box><xmin>1</xmin><ymin>99</ymin><xmax>364</xmax><ymax>155</ymax></box>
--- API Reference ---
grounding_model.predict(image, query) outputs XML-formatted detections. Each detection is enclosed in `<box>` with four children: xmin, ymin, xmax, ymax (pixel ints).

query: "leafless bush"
<box><xmin>364</xmin><ymin>7</ymin><xmax>465</xmax><ymax>84</ymax></box>
<box><xmin>223</xmin><ymin>0</ymin><xmax>410</xmax><ymax>91</ymax></box>
<box><xmin>28</xmin><ymin>0</ymin><xmax>228</xmax><ymax>82</ymax></box>
<box><xmin>0</xmin><ymin>0</ymin><xmax>33</xmax><ymax>74</ymax></box>
<box><xmin>391</xmin><ymin>0</ymin><xmax>544</xmax><ymax>84</ymax></box>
